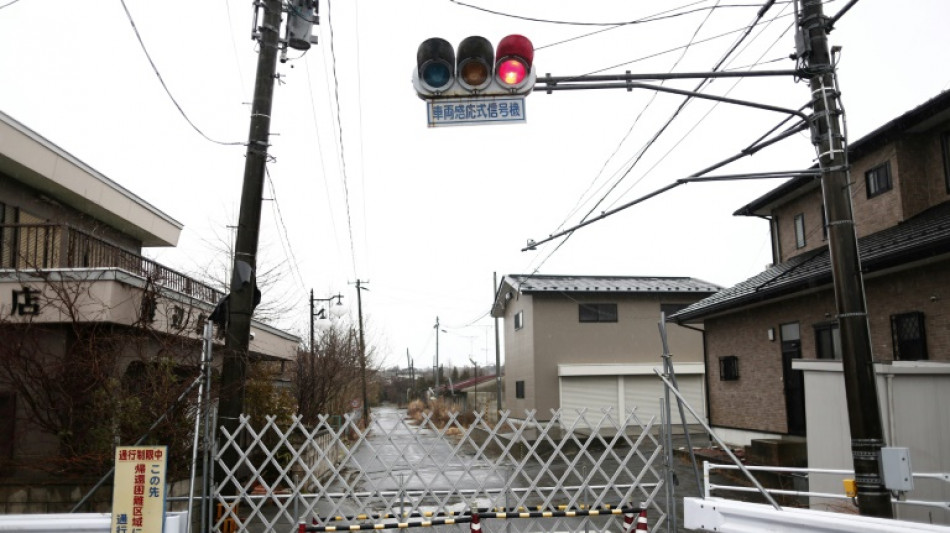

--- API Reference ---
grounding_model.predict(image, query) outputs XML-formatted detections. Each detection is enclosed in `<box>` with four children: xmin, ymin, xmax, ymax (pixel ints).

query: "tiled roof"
<box><xmin>505</xmin><ymin>274</ymin><xmax>721</xmax><ymax>294</ymax></box>
<box><xmin>672</xmin><ymin>201</ymin><xmax>950</xmax><ymax>322</ymax></box>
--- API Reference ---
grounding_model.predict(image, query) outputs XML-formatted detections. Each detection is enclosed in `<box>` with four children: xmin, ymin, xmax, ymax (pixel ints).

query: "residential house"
<box><xmin>0</xmin><ymin>110</ymin><xmax>299</xmax><ymax>507</ymax></box>
<box><xmin>491</xmin><ymin>274</ymin><xmax>718</xmax><ymax>428</ymax></box>
<box><xmin>670</xmin><ymin>92</ymin><xmax>950</xmax><ymax>522</ymax></box>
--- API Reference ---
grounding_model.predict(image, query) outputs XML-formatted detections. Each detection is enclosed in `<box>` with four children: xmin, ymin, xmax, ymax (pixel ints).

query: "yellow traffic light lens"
<box><xmin>460</xmin><ymin>61</ymin><xmax>489</xmax><ymax>86</ymax></box>
<box><xmin>497</xmin><ymin>59</ymin><xmax>526</xmax><ymax>86</ymax></box>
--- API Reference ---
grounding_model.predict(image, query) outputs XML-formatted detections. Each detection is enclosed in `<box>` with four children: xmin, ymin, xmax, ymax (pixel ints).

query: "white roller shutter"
<box><xmin>623</xmin><ymin>374</ymin><xmax>705</xmax><ymax>426</ymax></box>
<box><xmin>559</xmin><ymin>376</ymin><xmax>618</xmax><ymax>429</ymax></box>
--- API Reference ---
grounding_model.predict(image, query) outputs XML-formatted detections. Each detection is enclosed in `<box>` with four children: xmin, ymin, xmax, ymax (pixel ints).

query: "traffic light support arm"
<box><xmin>538</xmin><ymin>68</ymin><xmax>801</xmax><ymax>87</ymax></box>
<box><xmin>522</xmin><ymin>120</ymin><xmax>810</xmax><ymax>251</ymax></box>
<box><xmin>539</xmin><ymin>79</ymin><xmax>809</xmax><ymax>122</ymax></box>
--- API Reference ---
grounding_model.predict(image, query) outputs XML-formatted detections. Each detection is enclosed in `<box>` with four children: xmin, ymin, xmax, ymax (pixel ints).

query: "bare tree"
<box><xmin>294</xmin><ymin>322</ymin><xmax>383</xmax><ymax>425</ymax></box>
<box><xmin>185</xmin><ymin>223</ymin><xmax>298</xmax><ymax>326</ymax></box>
<box><xmin>0</xmin><ymin>271</ymin><xmax>204</xmax><ymax>479</ymax></box>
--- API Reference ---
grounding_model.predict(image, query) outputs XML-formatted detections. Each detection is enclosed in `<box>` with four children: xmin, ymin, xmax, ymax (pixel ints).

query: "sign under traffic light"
<box><xmin>413</xmin><ymin>34</ymin><xmax>535</xmax><ymax>99</ymax></box>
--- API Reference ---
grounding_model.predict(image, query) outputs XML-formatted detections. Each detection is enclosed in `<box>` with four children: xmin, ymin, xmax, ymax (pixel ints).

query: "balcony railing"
<box><xmin>0</xmin><ymin>223</ymin><xmax>224</xmax><ymax>304</ymax></box>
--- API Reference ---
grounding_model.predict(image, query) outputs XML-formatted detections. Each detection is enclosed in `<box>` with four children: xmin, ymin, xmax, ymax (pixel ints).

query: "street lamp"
<box><xmin>309</xmin><ymin>290</ymin><xmax>347</xmax><ymax>352</ymax></box>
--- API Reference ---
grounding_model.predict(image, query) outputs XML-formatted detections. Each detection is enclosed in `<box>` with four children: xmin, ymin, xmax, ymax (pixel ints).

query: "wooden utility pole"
<box><xmin>801</xmin><ymin>0</ymin><xmax>892</xmax><ymax>518</ymax></box>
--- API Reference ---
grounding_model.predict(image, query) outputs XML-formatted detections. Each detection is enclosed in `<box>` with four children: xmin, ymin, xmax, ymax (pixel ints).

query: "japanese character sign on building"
<box><xmin>111</xmin><ymin>446</ymin><xmax>167</xmax><ymax>533</ymax></box>
<box><xmin>426</xmin><ymin>96</ymin><xmax>527</xmax><ymax>127</ymax></box>
<box><xmin>10</xmin><ymin>287</ymin><xmax>40</xmax><ymax>316</ymax></box>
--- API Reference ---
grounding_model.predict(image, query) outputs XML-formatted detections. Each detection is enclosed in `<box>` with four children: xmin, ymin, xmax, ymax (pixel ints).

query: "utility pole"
<box><xmin>493</xmin><ymin>272</ymin><xmax>502</xmax><ymax>413</ymax></box>
<box><xmin>434</xmin><ymin>316</ymin><xmax>441</xmax><ymax>394</ymax></box>
<box><xmin>219</xmin><ymin>0</ymin><xmax>283</xmax><ymax>444</ymax></box>
<box><xmin>407</xmin><ymin>348</ymin><xmax>414</xmax><ymax>401</ymax></box>
<box><xmin>801</xmin><ymin>0</ymin><xmax>892</xmax><ymax>518</ymax></box>
<box><xmin>355</xmin><ymin>280</ymin><xmax>369</xmax><ymax>424</ymax></box>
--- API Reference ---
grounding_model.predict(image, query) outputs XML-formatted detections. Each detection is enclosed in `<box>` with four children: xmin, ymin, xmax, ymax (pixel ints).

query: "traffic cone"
<box><xmin>635</xmin><ymin>507</ymin><xmax>648</xmax><ymax>532</ymax></box>
<box><xmin>470</xmin><ymin>512</ymin><xmax>481</xmax><ymax>533</ymax></box>
<box><xmin>622</xmin><ymin>507</ymin><xmax>636</xmax><ymax>533</ymax></box>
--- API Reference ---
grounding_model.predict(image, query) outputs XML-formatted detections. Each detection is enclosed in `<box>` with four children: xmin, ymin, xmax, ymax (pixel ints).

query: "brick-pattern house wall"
<box><xmin>704</xmin><ymin>258</ymin><xmax>950</xmax><ymax>434</ymax></box>
<box><xmin>849</xmin><ymin>143</ymin><xmax>902</xmax><ymax>238</ymax></box>
<box><xmin>704</xmin><ymin>291</ymin><xmax>835</xmax><ymax>434</ymax></box>
<box><xmin>865</xmin><ymin>259</ymin><xmax>950</xmax><ymax>362</ymax></box>
<box><xmin>774</xmin><ymin>189</ymin><xmax>826</xmax><ymax>263</ymax></box>
<box><xmin>897</xmin><ymin>132</ymin><xmax>950</xmax><ymax>220</ymax></box>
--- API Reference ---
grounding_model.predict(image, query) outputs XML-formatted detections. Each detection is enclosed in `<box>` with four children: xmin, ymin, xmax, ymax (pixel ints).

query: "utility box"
<box><xmin>881</xmin><ymin>447</ymin><xmax>914</xmax><ymax>492</ymax></box>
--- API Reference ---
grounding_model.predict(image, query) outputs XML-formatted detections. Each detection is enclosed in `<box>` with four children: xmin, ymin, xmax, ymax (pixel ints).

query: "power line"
<box><xmin>554</xmin><ymin>0</ymin><xmax>724</xmax><ymax>233</ymax></box>
<box><xmin>575</xmin><ymin>1</ymin><xmax>783</xmax><ymax>226</ymax></box>
<box><xmin>265</xmin><ymin>168</ymin><xmax>307</xmax><ymax>291</ymax></box>
<box><xmin>326</xmin><ymin>0</ymin><xmax>359</xmax><ymax>279</ymax></box>
<box><xmin>583</xmin><ymin>11</ymin><xmax>794</xmax><ymax>77</ymax></box>
<box><xmin>605</xmin><ymin>13</ymin><xmax>795</xmax><ymax>211</ymax></box>
<box><xmin>304</xmin><ymin>59</ymin><xmax>344</xmax><ymax>261</ymax></box>
<box><xmin>117</xmin><ymin>0</ymin><xmax>244</xmax><ymax>146</ymax></box>
<box><xmin>353</xmin><ymin>0</ymin><xmax>372</xmax><ymax>279</ymax></box>
<box><xmin>525</xmin><ymin>1</ymin><xmax>788</xmax><ymax>275</ymax></box>
<box><xmin>547</xmin><ymin>7</ymin><xmax>795</xmax><ymax>236</ymax></box>
<box><xmin>0</xmin><ymin>0</ymin><xmax>23</xmax><ymax>10</ymax></box>
<box><xmin>448</xmin><ymin>0</ymin><xmax>780</xmax><ymax>27</ymax></box>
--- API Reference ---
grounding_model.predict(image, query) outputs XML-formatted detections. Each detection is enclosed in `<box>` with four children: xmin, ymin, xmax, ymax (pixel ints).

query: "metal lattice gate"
<box><xmin>212</xmin><ymin>406</ymin><xmax>669</xmax><ymax>533</ymax></box>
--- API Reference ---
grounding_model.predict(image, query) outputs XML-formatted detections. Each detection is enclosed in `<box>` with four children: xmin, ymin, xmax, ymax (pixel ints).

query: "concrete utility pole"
<box><xmin>493</xmin><ymin>272</ymin><xmax>502</xmax><ymax>413</ymax></box>
<box><xmin>434</xmin><ymin>316</ymin><xmax>441</xmax><ymax>394</ymax></box>
<box><xmin>219</xmin><ymin>0</ymin><xmax>283</xmax><ymax>439</ymax></box>
<box><xmin>355</xmin><ymin>279</ymin><xmax>369</xmax><ymax>424</ymax></box>
<box><xmin>800</xmin><ymin>0</ymin><xmax>892</xmax><ymax>518</ymax></box>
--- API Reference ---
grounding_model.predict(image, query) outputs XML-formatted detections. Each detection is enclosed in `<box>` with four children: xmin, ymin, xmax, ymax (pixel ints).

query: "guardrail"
<box><xmin>704</xmin><ymin>462</ymin><xmax>950</xmax><ymax>511</ymax></box>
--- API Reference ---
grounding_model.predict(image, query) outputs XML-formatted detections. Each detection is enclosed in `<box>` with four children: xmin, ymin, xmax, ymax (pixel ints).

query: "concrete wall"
<box><xmin>799</xmin><ymin>360</ymin><xmax>950</xmax><ymax>525</ymax></box>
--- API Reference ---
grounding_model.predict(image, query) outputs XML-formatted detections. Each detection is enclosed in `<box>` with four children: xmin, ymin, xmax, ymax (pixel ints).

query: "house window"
<box><xmin>814</xmin><ymin>322</ymin><xmax>841</xmax><ymax>360</ymax></box>
<box><xmin>719</xmin><ymin>356</ymin><xmax>739</xmax><ymax>381</ymax></box>
<box><xmin>865</xmin><ymin>161</ymin><xmax>892</xmax><ymax>198</ymax></box>
<box><xmin>579</xmin><ymin>303</ymin><xmax>618</xmax><ymax>323</ymax></box>
<box><xmin>793</xmin><ymin>213</ymin><xmax>806</xmax><ymax>248</ymax></box>
<box><xmin>942</xmin><ymin>131</ymin><xmax>950</xmax><ymax>194</ymax></box>
<box><xmin>891</xmin><ymin>312</ymin><xmax>927</xmax><ymax>361</ymax></box>
<box><xmin>660</xmin><ymin>303</ymin><xmax>689</xmax><ymax>317</ymax></box>
<box><xmin>515</xmin><ymin>380</ymin><xmax>525</xmax><ymax>399</ymax></box>
<box><xmin>514</xmin><ymin>311</ymin><xmax>524</xmax><ymax>331</ymax></box>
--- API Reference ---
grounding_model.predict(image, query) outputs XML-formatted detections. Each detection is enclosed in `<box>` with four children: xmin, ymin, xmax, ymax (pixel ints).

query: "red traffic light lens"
<box><xmin>494</xmin><ymin>34</ymin><xmax>533</xmax><ymax>88</ymax></box>
<box><xmin>496</xmin><ymin>59</ymin><xmax>527</xmax><ymax>86</ymax></box>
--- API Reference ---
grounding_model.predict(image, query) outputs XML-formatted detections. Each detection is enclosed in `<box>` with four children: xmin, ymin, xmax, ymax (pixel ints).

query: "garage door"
<box><xmin>559</xmin><ymin>374</ymin><xmax>705</xmax><ymax>429</ymax></box>
<box><xmin>560</xmin><ymin>375</ymin><xmax>619</xmax><ymax>427</ymax></box>
<box><xmin>623</xmin><ymin>374</ymin><xmax>705</xmax><ymax>425</ymax></box>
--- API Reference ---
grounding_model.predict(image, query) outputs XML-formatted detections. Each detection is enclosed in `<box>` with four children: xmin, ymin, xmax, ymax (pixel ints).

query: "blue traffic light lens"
<box><xmin>422</xmin><ymin>63</ymin><xmax>452</xmax><ymax>89</ymax></box>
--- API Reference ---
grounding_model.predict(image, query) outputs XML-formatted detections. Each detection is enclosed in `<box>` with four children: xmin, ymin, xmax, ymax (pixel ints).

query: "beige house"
<box><xmin>0</xmin><ymin>110</ymin><xmax>298</xmax><ymax>492</ymax></box>
<box><xmin>491</xmin><ymin>274</ymin><xmax>718</xmax><ymax>427</ymax></box>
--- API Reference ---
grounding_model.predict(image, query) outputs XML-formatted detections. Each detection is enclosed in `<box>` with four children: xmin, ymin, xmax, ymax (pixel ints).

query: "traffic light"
<box><xmin>413</xmin><ymin>34</ymin><xmax>535</xmax><ymax>99</ymax></box>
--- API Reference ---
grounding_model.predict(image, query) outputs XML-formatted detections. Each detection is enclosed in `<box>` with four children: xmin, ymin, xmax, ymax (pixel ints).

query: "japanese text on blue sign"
<box><xmin>426</xmin><ymin>97</ymin><xmax>526</xmax><ymax>127</ymax></box>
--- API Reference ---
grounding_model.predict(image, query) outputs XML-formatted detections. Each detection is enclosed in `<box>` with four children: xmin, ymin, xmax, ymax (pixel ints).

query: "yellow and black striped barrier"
<box><xmin>299</xmin><ymin>505</ymin><xmax>636</xmax><ymax>533</ymax></box>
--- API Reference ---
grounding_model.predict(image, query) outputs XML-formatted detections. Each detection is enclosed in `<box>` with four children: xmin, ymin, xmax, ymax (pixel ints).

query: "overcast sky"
<box><xmin>1</xmin><ymin>0</ymin><xmax>948</xmax><ymax>371</ymax></box>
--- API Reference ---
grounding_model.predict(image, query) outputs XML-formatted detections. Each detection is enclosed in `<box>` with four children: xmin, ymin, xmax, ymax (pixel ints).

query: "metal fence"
<box><xmin>212</xmin><ymin>407</ymin><xmax>669</xmax><ymax>533</ymax></box>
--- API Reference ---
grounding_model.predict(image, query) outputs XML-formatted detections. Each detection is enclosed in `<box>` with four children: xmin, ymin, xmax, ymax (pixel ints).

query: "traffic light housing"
<box><xmin>413</xmin><ymin>34</ymin><xmax>535</xmax><ymax>99</ymax></box>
